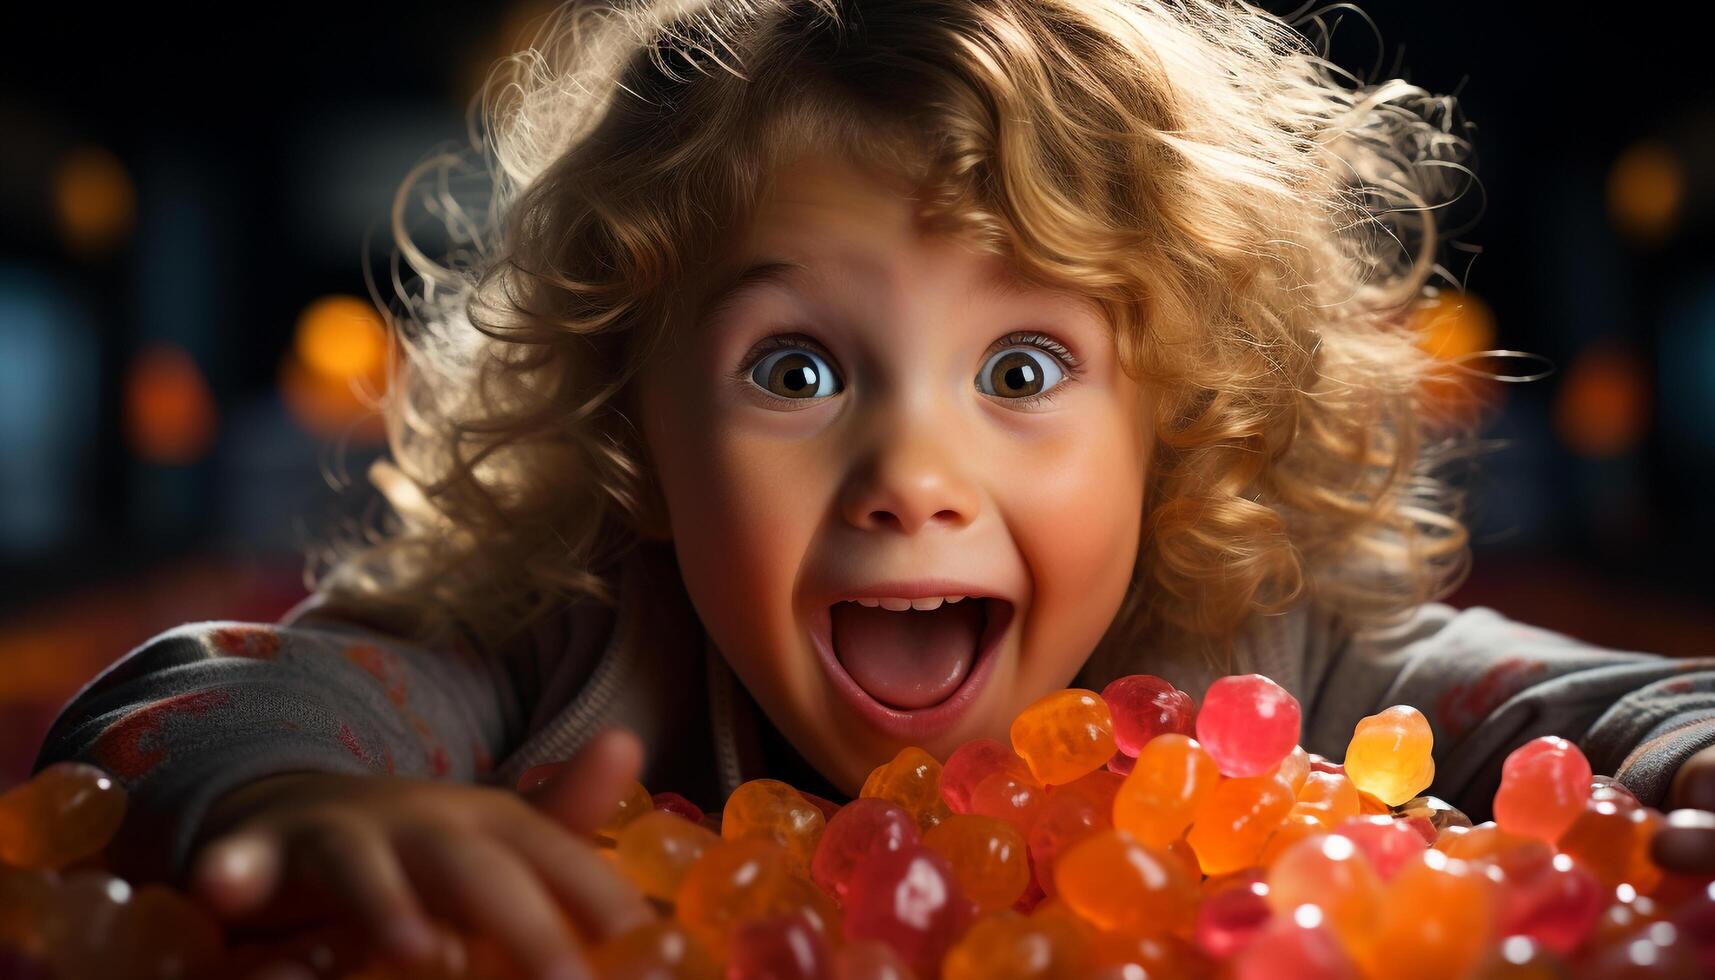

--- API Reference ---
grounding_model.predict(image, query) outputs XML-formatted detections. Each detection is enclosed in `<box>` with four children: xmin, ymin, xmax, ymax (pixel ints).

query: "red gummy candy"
<box><xmin>810</xmin><ymin>798</ymin><xmax>919</xmax><ymax>903</ymax></box>
<box><xmin>1100</xmin><ymin>674</ymin><xmax>1195</xmax><ymax>757</ymax></box>
<box><xmin>1195</xmin><ymin>877</ymin><xmax>1273</xmax><ymax>959</ymax></box>
<box><xmin>652</xmin><ymin>791</ymin><xmax>704</xmax><ymax>824</ymax></box>
<box><xmin>1492</xmin><ymin>736</ymin><xmax>1593</xmax><ymax>842</ymax></box>
<box><xmin>1195</xmin><ymin>674</ymin><xmax>1302</xmax><ymax>778</ymax></box>
<box><xmin>726</xmin><ymin>910</ymin><xmax>830</xmax><ymax>980</ymax></box>
<box><xmin>842</xmin><ymin>844</ymin><xmax>976</xmax><ymax>977</ymax></box>
<box><xmin>941</xmin><ymin>738</ymin><xmax>1034</xmax><ymax>813</ymax></box>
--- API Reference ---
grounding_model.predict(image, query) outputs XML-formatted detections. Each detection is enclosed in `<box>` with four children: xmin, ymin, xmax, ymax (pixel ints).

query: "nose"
<box><xmin>838</xmin><ymin>409</ymin><xmax>983</xmax><ymax>535</ymax></box>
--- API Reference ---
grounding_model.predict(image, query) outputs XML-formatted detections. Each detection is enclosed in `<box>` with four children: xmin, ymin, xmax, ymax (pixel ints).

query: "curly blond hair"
<box><xmin>311</xmin><ymin>0</ymin><xmax>1493</xmax><ymax>666</ymax></box>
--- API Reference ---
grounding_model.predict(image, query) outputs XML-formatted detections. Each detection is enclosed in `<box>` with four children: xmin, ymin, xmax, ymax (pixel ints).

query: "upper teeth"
<box><xmin>850</xmin><ymin>596</ymin><xmax>973</xmax><ymax>612</ymax></box>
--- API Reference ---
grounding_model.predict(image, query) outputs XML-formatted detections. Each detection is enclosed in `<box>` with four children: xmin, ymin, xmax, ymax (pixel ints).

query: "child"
<box><xmin>34</xmin><ymin>0</ymin><xmax>1715</xmax><ymax>976</ymax></box>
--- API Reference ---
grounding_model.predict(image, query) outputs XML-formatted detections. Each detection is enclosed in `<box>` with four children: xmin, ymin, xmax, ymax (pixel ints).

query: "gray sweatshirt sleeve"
<box><xmin>1297</xmin><ymin>601</ymin><xmax>1715</xmax><ymax>820</ymax></box>
<box><xmin>29</xmin><ymin>601</ymin><xmax>583</xmax><ymax>885</ymax></box>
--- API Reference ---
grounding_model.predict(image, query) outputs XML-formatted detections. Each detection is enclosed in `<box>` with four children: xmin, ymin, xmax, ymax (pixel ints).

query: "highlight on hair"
<box><xmin>310</xmin><ymin>0</ymin><xmax>1507</xmax><ymax>665</ymax></box>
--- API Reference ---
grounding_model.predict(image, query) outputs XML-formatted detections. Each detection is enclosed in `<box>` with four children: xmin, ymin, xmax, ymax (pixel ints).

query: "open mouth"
<box><xmin>807</xmin><ymin>597</ymin><xmax>1015</xmax><ymax>741</ymax></box>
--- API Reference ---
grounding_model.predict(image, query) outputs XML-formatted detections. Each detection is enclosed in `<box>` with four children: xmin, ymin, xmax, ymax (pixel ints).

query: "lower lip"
<box><xmin>806</xmin><ymin>598</ymin><xmax>1014</xmax><ymax>743</ymax></box>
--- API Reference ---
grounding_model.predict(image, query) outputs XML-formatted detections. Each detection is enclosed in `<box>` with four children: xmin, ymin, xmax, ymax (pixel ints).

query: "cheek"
<box><xmin>643</xmin><ymin>388</ymin><xmax>826</xmax><ymax>691</ymax></box>
<box><xmin>1006</xmin><ymin>407</ymin><xmax>1148</xmax><ymax>701</ymax></box>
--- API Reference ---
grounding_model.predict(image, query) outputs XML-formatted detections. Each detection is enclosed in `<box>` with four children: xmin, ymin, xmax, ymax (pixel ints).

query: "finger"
<box><xmin>394</xmin><ymin>826</ymin><xmax>594</xmax><ymax>980</ymax></box>
<box><xmin>1651</xmin><ymin>808</ymin><xmax>1715</xmax><ymax>875</ymax></box>
<box><xmin>190</xmin><ymin>829</ymin><xmax>284</xmax><ymax>920</ymax></box>
<box><xmin>1668</xmin><ymin>746</ymin><xmax>1715</xmax><ymax>812</ymax></box>
<box><xmin>526</xmin><ymin>728</ymin><xmax>646</xmax><ymax>835</ymax></box>
<box><xmin>487</xmin><ymin>805</ymin><xmax>654</xmax><ymax>941</ymax></box>
<box><xmin>288</xmin><ymin>820</ymin><xmax>441</xmax><ymax>966</ymax></box>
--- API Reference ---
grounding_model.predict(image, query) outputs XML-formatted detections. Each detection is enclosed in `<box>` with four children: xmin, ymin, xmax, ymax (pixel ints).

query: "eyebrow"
<box><xmin>692</xmin><ymin>255</ymin><xmax>1056</xmax><ymax>333</ymax></box>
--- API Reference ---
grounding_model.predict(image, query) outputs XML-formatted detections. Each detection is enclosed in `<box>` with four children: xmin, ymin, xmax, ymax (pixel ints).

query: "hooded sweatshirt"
<box><xmin>33</xmin><ymin>539</ymin><xmax>1715</xmax><ymax>885</ymax></box>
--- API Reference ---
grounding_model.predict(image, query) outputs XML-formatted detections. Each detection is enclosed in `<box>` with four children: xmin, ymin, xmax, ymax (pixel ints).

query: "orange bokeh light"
<box><xmin>294</xmin><ymin>295</ymin><xmax>389</xmax><ymax>383</ymax></box>
<box><xmin>1554</xmin><ymin>343</ymin><xmax>1650</xmax><ymax>458</ymax></box>
<box><xmin>124</xmin><ymin>344</ymin><xmax>218</xmax><ymax>465</ymax></box>
<box><xmin>52</xmin><ymin>144</ymin><xmax>136</xmax><ymax>257</ymax></box>
<box><xmin>1607</xmin><ymin>141</ymin><xmax>1684</xmax><ymax>245</ymax></box>
<box><xmin>1411</xmin><ymin>290</ymin><xmax>1502</xmax><ymax>428</ymax></box>
<box><xmin>282</xmin><ymin>295</ymin><xmax>391</xmax><ymax>442</ymax></box>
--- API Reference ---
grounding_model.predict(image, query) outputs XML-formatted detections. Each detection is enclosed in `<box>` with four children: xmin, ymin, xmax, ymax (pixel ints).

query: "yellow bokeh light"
<box><xmin>52</xmin><ymin>145</ymin><xmax>136</xmax><ymax>257</ymax></box>
<box><xmin>124</xmin><ymin>344</ymin><xmax>218</xmax><ymax>465</ymax></box>
<box><xmin>294</xmin><ymin>295</ymin><xmax>389</xmax><ymax>383</ymax></box>
<box><xmin>1607</xmin><ymin>141</ymin><xmax>1684</xmax><ymax>245</ymax></box>
<box><xmin>1554</xmin><ymin>344</ymin><xmax>1649</xmax><ymax>458</ymax></box>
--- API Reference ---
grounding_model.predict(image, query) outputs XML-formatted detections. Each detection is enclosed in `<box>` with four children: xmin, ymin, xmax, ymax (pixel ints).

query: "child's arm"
<box><xmin>29</xmin><ymin>601</ymin><xmax>582</xmax><ymax>886</ymax></box>
<box><xmin>1297</xmin><ymin>601</ymin><xmax>1715</xmax><ymax>821</ymax></box>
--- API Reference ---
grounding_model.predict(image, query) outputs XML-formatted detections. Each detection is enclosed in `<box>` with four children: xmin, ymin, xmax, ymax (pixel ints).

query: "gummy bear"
<box><xmin>1009</xmin><ymin>690</ymin><xmax>1117</xmax><ymax>786</ymax></box>
<box><xmin>616</xmin><ymin>809</ymin><xmax>721</xmax><ymax>901</ymax></box>
<box><xmin>941</xmin><ymin>909</ymin><xmax>1087</xmax><ymax>979</ymax></box>
<box><xmin>1053</xmin><ymin>829</ymin><xmax>1197</xmax><ymax>937</ymax></box>
<box><xmin>922</xmin><ymin>814</ymin><xmax>1031</xmax><ymax>913</ymax></box>
<box><xmin>1343</xmin><ymin>705</ymin><xmax>1436</xmax><ymax>807</ymax></box>
<box><xmin>1185</xmin><ymin>773</ymin><xmax>1296</xmax><ymax>875</ymax></box>
<box><xmin>810</xmin><ymin>797</ymin><xmax>919</xmax><ymax>903</ymax></box>
<box><xmin>941</xmin><ymin>738</ymin><xmax>1036</xmax><ymax>814</ymax></box>
<box><xmin>1194</xmin><ymin>675</ymin><xmax>1301</xmax><ymax>778</ymax></box>
<box><xmin>861</xmin><ymin>746</ymin><xmax>954</xmax><ymax>831</ymax></box>
<box><xmin>1112</xmin><ymin>733</ymin><xmax>1220</xmax><ymax>848</ymax></box>
<box><xmin>1099</xmin><ymin>675</ymin><xmax>1195</xmax><ymax>758</ymax></box>
<box><xmin>1266</xmin><ymin>833</ymin><xmax>1383</xmax><ymax>951</ymax></box>
<box><xmin>842</xmin><ymin>844</ymin><xmax>975</xmax><ymax>978</ymax></box>
<box><xmin>1492</xmin><ymin>737</ymin><xmax>1593</xmax><ymax>842</ymax></box>
<box><xmin>721</xmin><ymin>779</ymin><xmax>825</xmax><ymax>874</ymax></box>
<box><xmin>590</xmin><ymin>920</ymin><xmax>720</xmax><ymax>980</ymax></box>
<box><xmin>675</xmin><ymin>838</ymin><xmax>829</xmax><ymax>961</ymax></box>
<box><xmin>726</xmin><ymin>910</ymin><xmax>830</xmax><ymax>980</ymax></box>
<box><xmin>0</xmin><ymin>762</ymin><xmax>127</xmax><ymax>869</ymax></box>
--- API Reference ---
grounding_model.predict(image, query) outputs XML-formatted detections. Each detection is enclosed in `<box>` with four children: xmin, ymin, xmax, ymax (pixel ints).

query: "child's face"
<box><xmin>635</xmin><ymin>150</ymin><xmax>1152</xmax><ymax>795</ymax></box>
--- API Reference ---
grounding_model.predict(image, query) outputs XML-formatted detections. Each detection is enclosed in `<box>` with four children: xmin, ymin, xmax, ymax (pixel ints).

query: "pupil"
<box><xmin>997</xmin><ymin>354</ymin><xmax>1040</xmax><ymax>396</ymax></box>
<box><xmin>775</xmin><ymin>356</ymin><xmax>818</xmax><ymax>396</ymax></box>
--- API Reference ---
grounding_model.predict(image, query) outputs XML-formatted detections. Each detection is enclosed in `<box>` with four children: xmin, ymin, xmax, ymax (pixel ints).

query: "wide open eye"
<box><xmin>750</xmin><ymin>346</ymin><xmax>842</xmax><ymax>400</ymax></box>
<box><xmin>976</xmin><ymin>345</ymin><xmax>1067</xmax><ymax>401</ymax></box>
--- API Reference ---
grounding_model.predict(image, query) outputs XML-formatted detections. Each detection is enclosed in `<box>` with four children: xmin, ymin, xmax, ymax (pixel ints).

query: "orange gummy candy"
<box><xmin>1112</xmin><ymin>734</ymin><xmax>1220</xmax><ymax>848</ymax></box>
<box><xmin>1009</xmin><ymin>690</ymin><xmax>1117</xmax><ymax>786</ymax></box>
<box><xmin>1259</xmin><ymin>810</ymin><xmax>1327</xmax><ymax>866</ymax></box>
<box><xmin>1343</xmin><ymin>705</ymin><xmax>1436</xmax><ymax>807</ymax></box>
<box><xmin>1267</xmin><ymin>832</ymin><xmax>1384</xmax><ymax>951</ymax></box>
<box><xmin>0</xmin><ymin>762</ymin><xmax>127</xmax><ymax>869</ymax></box>
<box><xmin>1053</xmin><ymin>829</ymin><xmax>1197</xmax><ymax>937</ymax></box>
<box><xmin>1355</xmin><ymin>851</ymin><xmax>1497</xmax><ymax>980</ymax></box>
<box><xmin>616</xmin><ymin>809</ymin><xmax>721</xmax><ymax>901</ymax></box>
<box><xmin>674</xmin><ymin>837</ymin><xmax>832</xmax><ymax>961</ymax></box>
<box><xmin>1556</xmin><ymin>800</ymin><xmax>1664</xmax><ymax>894</ymax></box>
<box><xmin>721</xmin><ymin>778</ymin><xmax>826</xmax><ymax>874</ymax></box>
<box><xmin>922</xmin><ymin>814</ymin><xmax>1031</xmax><ymax>913</ymax></box>
<box><xmin>1293</xmin><ymin>770</ymin><xmax>1360</xmax><ymax>828</ymax></box>
<box><xmin>1273</xmin><ymin>745</ymin><xmax>1311</xmax><ymax>795</ymax></box>
<box><xmin>1185</xmin><ymin>774</ymin><xmax>1295</xmax><ymax>876</ymax></box>
<box><xmin>595</xmin><ymin>779</ymin><xmax>655</xmax><ymax>842</ymax></box>
<box><xmin>590</xmin><ymin>919</ymin><xmax>719</xmax><ymax>980</ymax></box>
<box><xmin>941</xmin><ymin>909</ymin><xmax>1087</xmax><ymax>979</ymax></box>
<box><xmin>861</xmin><ymin>746</ymin><xmax>954</xmax><ymax>831</ymax></box>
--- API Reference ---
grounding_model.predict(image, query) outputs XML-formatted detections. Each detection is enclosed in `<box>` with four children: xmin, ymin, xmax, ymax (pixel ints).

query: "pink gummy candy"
<box><xmin>1100</xmin><ymin>674</ymin><xmax>1196</xmax><ymax>758</ymax></box>
<box><xmin>1331</xmin><ymin>815</ymin><xmax>1428</xmax><ymax>881</ymax></box>
<box><xmin>810</xmin><ymin>797</ymin><xmax>920</xmax><ymax>902</ymax></box>
<box><xmin>1194</xmin><ymin>674</ymin><xmax>1302</xmax><ymax>778</ymax></box>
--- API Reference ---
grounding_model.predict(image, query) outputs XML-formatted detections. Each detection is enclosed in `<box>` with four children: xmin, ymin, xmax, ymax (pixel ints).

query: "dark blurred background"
<box><xmin>2</xmin><ymin>2</ymin><xmax>1712</xmax><ymax>789</ymax></box>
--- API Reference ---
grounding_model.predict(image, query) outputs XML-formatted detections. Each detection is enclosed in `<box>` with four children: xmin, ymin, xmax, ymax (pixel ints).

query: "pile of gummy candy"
<box><xmin>3</xmin><ymin>673</ymin><xmax>1713</xmax><ymax>979</ymax></box>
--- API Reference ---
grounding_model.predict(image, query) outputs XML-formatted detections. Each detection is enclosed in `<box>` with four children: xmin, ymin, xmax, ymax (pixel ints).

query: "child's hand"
<box><xmin>1653</xmin><ymin>743</ymin><xmax>1715</xmax><ymax>875</ymax></box>
<box><xmin>187</xmin><ymin>729</ymin><xmax>655</xmax><ymax>980</ymax></box>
